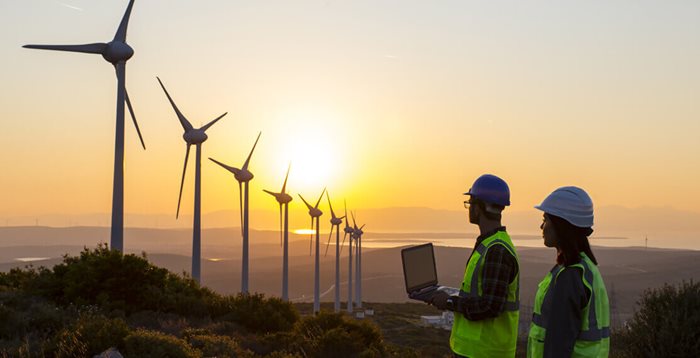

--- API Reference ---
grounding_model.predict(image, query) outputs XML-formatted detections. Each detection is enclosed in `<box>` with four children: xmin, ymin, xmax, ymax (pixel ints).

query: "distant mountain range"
<box><xmin>4</xmin><ymin>205</ymin><xmax>699</xmax><ymax>249</ymax></box>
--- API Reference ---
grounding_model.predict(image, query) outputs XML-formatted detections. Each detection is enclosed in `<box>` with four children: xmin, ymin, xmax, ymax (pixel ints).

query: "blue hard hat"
<box><xmin>464</xmin><ymin>174</ymin><xmax>511</xmax><ymax>206</ymax></box>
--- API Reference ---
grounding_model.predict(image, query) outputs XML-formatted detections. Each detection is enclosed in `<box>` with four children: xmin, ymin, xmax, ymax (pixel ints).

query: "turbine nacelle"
<box><xmin>102</xmin><ymin>41</ymin><xmax>134</xmax><ymax>64</ymax></box>
<box><xmin>183</xmin><ymin>129</ymin><xmax>208</xmax><ymax>145</ymax></box>
<box><xmin>264</xmin><ymin>191</ymin><xmax>293</xmax><ymax>204</ymax></box>
<box><xmin>344</xmin><ymin>226</ymin><xmax>355</xmax><ymax>234</ymax></box>
<box><xmin>308</xmin><ymin>208</ymin><xmax>323</xmax><ymax>218</ymax></box>
<box><xmin>234</xmin><ymin>169</ymin><xmax>254</xmax><ymax>183</ymax></box>
<box><xmin>330</xmin><ymin>217</ymin><xmax>343</xmax><ymax>226</ymax></box>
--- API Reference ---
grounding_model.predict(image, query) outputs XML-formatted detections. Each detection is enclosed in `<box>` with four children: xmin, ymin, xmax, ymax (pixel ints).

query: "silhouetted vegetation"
<box><xmin>612</xmin><ymin>280</ymin><xmax>700</xmax><ymax>358</ymax></box>
<box><xmin>0</xmin><ymin>245</ymin><xmax>419</xmax><ymax>357</ymax></box>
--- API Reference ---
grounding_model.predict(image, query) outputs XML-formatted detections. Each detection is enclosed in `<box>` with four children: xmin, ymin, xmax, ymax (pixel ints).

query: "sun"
<box><xmin>271</xmin><ymin>108</ymin><xmax>346</xmax><ymax>194</ymax></box>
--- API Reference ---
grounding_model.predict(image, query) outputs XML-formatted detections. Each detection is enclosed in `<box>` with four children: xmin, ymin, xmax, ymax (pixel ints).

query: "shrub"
<box><xmin>124</xmin><ymin>329</ymin><xmax>201</xmax><ymax>358</ymax></box>
<box><xmin>293</xmin><ymin>312</ymin><xmax>388</xmax><ymax>358</ymax></box>
<box><xmin>615</xmin><ymin>280</ymin><xmax>700</xmax><ymax>357</ymax></box>
<box><xmin>184</xmin><ymin>331</ymin><xmax>253</xmax><ymax>358</ymax></box>
<box><xmin>216</xmin><ymin>293</ymin><xmax>299</xmax><ymax>334</ymax></box>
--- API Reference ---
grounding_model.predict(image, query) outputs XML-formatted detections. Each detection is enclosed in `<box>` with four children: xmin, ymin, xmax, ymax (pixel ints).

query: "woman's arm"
<box><xmin>543</xmin><ymin>267</ymin><xmax>589</xmax><ymax>358</ymax></box>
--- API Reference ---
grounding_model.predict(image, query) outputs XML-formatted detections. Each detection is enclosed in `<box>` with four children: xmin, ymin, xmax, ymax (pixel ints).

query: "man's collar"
<box><xmin>475</xmin><ymin>226</ymin><xmax>507</xmax><ymax>245</ymax></box>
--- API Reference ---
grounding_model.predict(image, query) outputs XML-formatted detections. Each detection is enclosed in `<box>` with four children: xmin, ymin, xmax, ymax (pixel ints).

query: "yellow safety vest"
<box><xmin>527</xmin><ymin>253</ymin><xmax>610</xmax><ymax>357</ymax></box>
<box><xmin>450</xmin><ymin>231</ymin><xmax>520</xmax><ymax>358</ymax></box>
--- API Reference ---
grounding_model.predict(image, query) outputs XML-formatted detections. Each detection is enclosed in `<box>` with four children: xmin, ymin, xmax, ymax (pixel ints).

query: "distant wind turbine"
<box><xmin>352</xmin><ymin>212</ymin><xmax>366</xmax><ymax>309</ymax></box>
<box><xmin>263</xmin><ymin>164</ymin><xmax>293</xmax><ymax>301</ymax></box>
<box><xmin>299</xmin><ymin>189</ymin><xmax>326</xmax><ymax>314</ymax></box>
<box><xmin>157</xmin><ymin>77</ymin><xmax>226</xmax><ymax>284</ymax></box>
<box><xmin>324</xmin><ymin>192</ymin><xmax>345</xmax><ymax>312</ymax></box>
<box><xmin>24</xmin><ymin>0</ymin><xmax>145</xmax><ymax>252</ymax></box>
<box><xmin>209</xmin><ymin>132</ymin><xmax>261</xmax><ymax>294</ymax></box>
<box><xmin>343</xmin><ymin>202</ymin><xmax>355</xmax><ymax>313</ymax></box>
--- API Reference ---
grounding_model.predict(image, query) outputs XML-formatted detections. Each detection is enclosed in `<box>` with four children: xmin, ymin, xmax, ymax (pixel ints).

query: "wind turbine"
<box><xmin>209</xmin><ymin>132</ymin><xmax>262</xmax><ymax>294</ymax></box>
<box><xmin>299</xmin><ymin>189</ymin><xmax>326</xmax><ymax>314</ymax></box>
<box><xmin>324</xmin><ymin>192</ymin><xmax>345</xmax><ymax>312</ymax></box>
<box><xmin>343</xmin><ymin>202</ymin><xmax>355</xmax><ymax>313</ymax></box>
<box><xmin>24</xmin><ymin>0</ymin><xmax>145</xmax><ymax>252</ymax></box>
<box><xmin>263</xmin><ymin>164</ymin><xmax>293</xmax><ymax>301</ymax></box>
<box><xmin>157</xmin><ymin>77</ymin><xmax>226</xmax><ymax>284</ymax></box>
<box><xmin>352</xmin><ymin>212</ymin><xmax>366</xmax><ymax>309</ymax></box>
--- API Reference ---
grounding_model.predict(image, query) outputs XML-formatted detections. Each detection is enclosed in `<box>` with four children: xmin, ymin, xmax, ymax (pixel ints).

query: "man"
<box><xmin>430</xmin><ymin>174</ymin><xmax>520</xmax><ymax>358</ymax></box>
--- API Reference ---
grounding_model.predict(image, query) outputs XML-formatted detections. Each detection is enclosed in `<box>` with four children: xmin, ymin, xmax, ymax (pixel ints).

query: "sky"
<box><xmin>1</xmin><ymin>1</ymin><xmax>699</xmax><ymax>237</ymax></box>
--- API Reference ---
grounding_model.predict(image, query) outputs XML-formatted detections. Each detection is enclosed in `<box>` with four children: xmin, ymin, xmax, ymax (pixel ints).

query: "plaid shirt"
<box><xmin>457</xmin><ymin>227</ymin><xmax>518</xmax><ymax>321</ymax></box>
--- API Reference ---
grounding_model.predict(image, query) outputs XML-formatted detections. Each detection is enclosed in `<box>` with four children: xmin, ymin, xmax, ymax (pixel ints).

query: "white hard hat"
<box><xmin>535</xmin><ymin>186</ymin><xmax>594</xmax><ymax>228</ymax></box>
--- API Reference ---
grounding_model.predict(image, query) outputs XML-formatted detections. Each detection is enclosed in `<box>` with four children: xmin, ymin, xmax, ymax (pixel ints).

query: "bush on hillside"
<box><xmin>615</xmin><ymin>280</ymin><xmax>700</xmax><ymax>357</ymax></box>
<box><xmin>255</xmin><ymin>311</ymin><xmax>389</xmax><ymax>358</ymax></box>
<box><xmin>0</xmin><ymin>245</ymin><xmax>222</xmax><ymax>316</ymax></box>
<box><xmin>215</xmin><ymin>293</ymin><xmax>299</xmax><ymax>334</ymax></box>
<box><xmin>46</xmin><ymin>313</ymin><xmax>129</xmax><ymax>357</ymax></box>
<box><xmin>124</xmin><ymin>329</ymin><xmax>201</xmax><ymax>358</ymax></box>
<box><xmin>182</xmin><ymin>328</ymin><xmax>252</xmax><ymax>358</ymax></box>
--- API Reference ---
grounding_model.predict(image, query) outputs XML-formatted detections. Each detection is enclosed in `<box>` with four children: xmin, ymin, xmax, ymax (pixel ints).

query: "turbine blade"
<box><xmin>298</xmin><ymin>194</ymin><xmax>313</xmax><ymax>211</ymax></box>
<box><xmin>156</xmin><ymin>77</ymin><xmax>193</xmax><ymax>132</ymax></box>
<box><xmin>242</xmin><ymin>132</ymin><xmax>261</xmax><ymax>171</ymax></box>
<box><xmin>309</xmin><ymin>218</ymin><xmax>314</xmax><ymax>256</ymax></box>
<box><xmin>238</xmin><ymin>181</ymin><xmax>244</xmax><ymax>237</ymax></box>
<box><xmin>201</xmin><ymin>112</ymin><xmax>227</xmax><ymax>132</ymax></box>
<box><xmin>352</xmin><ymin>211</ymin><xmax>357</xmax><ymax>229</ymax></box>
<box><xmin>360</xmin><ymin>224</ymin><xmax>366</xmax><ymax>230</ymax></box>
<box><xmin>315</xmin><ymin>187</ymin><xmax>327</xmax><ymax>209</ymax></box>
<box><xmin>125</xmin><ymin>88</ymin><xmax>145</xmax><ymax>150</ymax></box>
<box><xmin>208</xmin><ymin>157</ymin><xmax>237</xmax><ymax>174</ymax></box>
<box><xmin>114</xmin><ymin>0</ymin><xmax>136</xmax><ymax>42</ymax></box>
<box><xmin>176</xmin><ymin>145</ymin><xmax>191</xmax><ymax>219</ymax></box>
<box><xmin>23</xmin><ymin>43</ymin><xmax>107</xmax><ymax>54</ymax></box>
<box><xmin>344</xmin><ymin>199</ymin><xmax>349</xmax><ymax>227</ymax></box>
<box><xmin>279</xmin><ymin>204</ymin><xmax>283</xmax><ymax>248</ymax></box>
<box><xmin>262</xmin><ymin>189</ymin><xmax>277</xmax><ymax>197</ymax></box>
<box><xmin>281</xmin><ymin>162</ymin><xmax>291</xmax><ymax>193</ymax></box>
<box><xmin>340</xmin><ymin>232</ymin><xmax>348</xmax><ymax>254</ymax></box>
<box><xmin>326</xmin><ymin>191</ymin><xmax>336</xmax><ymax>218</ymax></box>
<box><xmin>325</xmin><ymin>225</ymin><xmax>334</xmax><ymax>257</ymax></box>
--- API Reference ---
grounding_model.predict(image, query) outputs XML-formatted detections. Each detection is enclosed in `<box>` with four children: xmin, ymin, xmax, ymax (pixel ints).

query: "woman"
<box><xmin>528</xmin><ymin>186</ymin><xmax>610</xmax><ymax>358</ymax></box>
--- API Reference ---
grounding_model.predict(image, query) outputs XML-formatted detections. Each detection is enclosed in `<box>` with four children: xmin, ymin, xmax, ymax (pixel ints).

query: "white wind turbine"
<box><xmin>342</xmin><ymin>202</ymin><xmax>355</xmax><ymax>313</ymax></box>
<box><xmin>352</xmin><ymin>212</ymin><xmax>366</xmax><ymax>309</ymax></box>
<box><xmin>157</xmin><ymin>77</ymin><xmax>226</xmax><ymax>284</ymax></box>
<box><xmin>263</xmin><ymin>164</ymin><xmax>293</xmax><ymax>301</ymax></box>
<box><xmin>24</xmin><ymin>0</ymin><xmax>145</xmax><ymax>252</ymax></box>
<box><xmin>209</xmin><ymin>132</ymin><xmax>262</xmax><ymax>294</ymax></box>
<box><xmin>299</xmin><ymin>189</ymin><xmax>326</xmax><ymax>314</ymax></box>
<box><xmin>324</xmin><ymin>192</ymin><xmax>346</xmax><ymax>312</ymax></box>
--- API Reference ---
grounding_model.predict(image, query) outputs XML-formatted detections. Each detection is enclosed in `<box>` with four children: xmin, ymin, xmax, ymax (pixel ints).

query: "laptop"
<box><xmin>401</xmin><ymin>243</ymin><xmax>458</xmax><ymax>302</ymax></box>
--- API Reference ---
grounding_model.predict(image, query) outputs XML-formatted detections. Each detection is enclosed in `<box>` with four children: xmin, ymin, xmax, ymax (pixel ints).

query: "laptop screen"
<box><xmin>401</xmin><ymin>243</ymin><xmax>438</xmax><ymax>293</ymax></box>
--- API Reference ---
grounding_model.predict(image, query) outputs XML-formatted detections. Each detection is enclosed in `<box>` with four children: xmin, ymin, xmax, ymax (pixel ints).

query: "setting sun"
<box><xmin>268</xmin><ymin>107</ymin><xmax>349</xmax><ymax>194</ymax></box>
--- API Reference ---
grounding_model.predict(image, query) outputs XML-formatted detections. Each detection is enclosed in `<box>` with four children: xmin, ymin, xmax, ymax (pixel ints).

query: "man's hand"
<box><xmin>429</xmin><ymin>291</ymin><xmax>451</xmax><ymax>310</ymax></box>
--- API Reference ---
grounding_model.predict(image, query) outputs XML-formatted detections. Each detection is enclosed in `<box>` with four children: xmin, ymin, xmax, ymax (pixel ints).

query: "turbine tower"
<box><xmin>157</xmin><ymin>77</ymin><xmax>226</xmax><ymax>284</ymax></box>
<box><xmin>324</xmin><ymin>192</ymin><xmax>345</xmax><ymax>312</ymax></box>
<box><xmin>342</xmin><ymin>202</ymin><xmax>355</xmax><ymax>313</ymax></box>
<box><xmin>209</xmin><ymin>132</ymin><xmax>262</xmax><ymax>294</ymax></box>
<box><xmin>299</xmin><ymin>189</ymin><xmax>326</xmax><ymax>314</ymax></box>
<box><xmin>352</xmin><ymin>212</ymin><xmax>366</xmax><ymax>309</ymax></box>
<box><xmin>24</xmin><ymin>0</ymin><xmax>145</xmax><ymax>252</ymax></box>
<box><xmin>263</xmin><ymin>164</ymin><xmax>293</xmax><ymax>301</ymax></box>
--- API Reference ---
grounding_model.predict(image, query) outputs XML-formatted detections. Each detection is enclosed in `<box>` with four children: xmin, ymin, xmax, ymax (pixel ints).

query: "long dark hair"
<box><xmin>546</xmin><ymin>213</ymin><xmax>598</xmax><ymax>266</ymax></box>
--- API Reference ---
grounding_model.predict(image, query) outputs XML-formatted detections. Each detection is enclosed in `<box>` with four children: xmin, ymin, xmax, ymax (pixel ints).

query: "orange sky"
<box><xmin>1</xmin><ymin>1</ymin><xmax>699</xmax><ymax>225</ymax></box>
